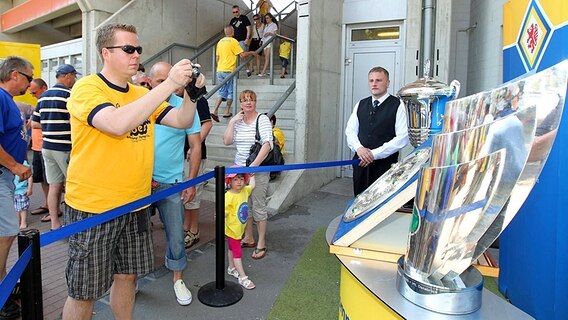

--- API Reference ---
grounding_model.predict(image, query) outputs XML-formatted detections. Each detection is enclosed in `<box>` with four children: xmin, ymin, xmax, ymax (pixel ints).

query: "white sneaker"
<box><xmin>173</xmin><ymin>279</ymin><xmax>192</xmax><ymax>306</ymax></box>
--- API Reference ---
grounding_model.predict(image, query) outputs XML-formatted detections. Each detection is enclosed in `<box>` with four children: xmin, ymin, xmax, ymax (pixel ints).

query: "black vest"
<box><xmin>356</xmin><ymin>95</ymin><xmax>400</xmax><ymax>150</ymax></box>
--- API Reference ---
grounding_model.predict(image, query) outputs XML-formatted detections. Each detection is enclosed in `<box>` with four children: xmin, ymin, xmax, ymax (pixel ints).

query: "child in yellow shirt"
<box><xmin>225</xmin><ymin>168</ymin><xmax>256</xmax><ymax>289</ymax></box>
<box><xmin>279</xmin><ymin>39</ymin><xmax>291</xmax><ymax>78</ymax></box>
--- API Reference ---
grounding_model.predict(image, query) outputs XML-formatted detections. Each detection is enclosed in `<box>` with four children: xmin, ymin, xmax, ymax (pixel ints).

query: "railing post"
<box><xmin>18</xmin><ymin>229</ymin><xmax>43</xmax><ymax>320</ymax></box>
<box><xmin>290</xmin><ymin>42</ymin><xmax>295</xmax><ymax>79</ymax></box>
<box><xmin>233</xmin><ymin>57</ymin><xmax>239</xmax><ymax>116</ymax></box>
<box><xmin>269</xmin><ymin>39</ymin><xmax>274</xmax><ymax>85</ymax></box>
<box><xmin>214</xmin><ymin>166</ymin><xmax>225</xmax><ymax>289</ymax></box>
<box><xmin>212</xmin><ymin>47</ymin><xmax>217</xmax><ymax>86</ymax></box>
<box><xmin>197</xmin><ymin>166</ymin><xmax>243</xmax><ymax>307</ymax></box>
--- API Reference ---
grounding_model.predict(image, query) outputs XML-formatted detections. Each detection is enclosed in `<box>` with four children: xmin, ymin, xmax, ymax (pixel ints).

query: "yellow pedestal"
<box><xmin>339</xmin><ymin>265</ymin><xmax>402</xmax><ymax>320</ymax></box>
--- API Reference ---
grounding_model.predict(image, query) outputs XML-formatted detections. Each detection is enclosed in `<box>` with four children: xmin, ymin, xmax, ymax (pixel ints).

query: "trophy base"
<box><xmin>396</xmin><ymin>256</ymin><xmax>483</xmax><ymax>315</ymax></box>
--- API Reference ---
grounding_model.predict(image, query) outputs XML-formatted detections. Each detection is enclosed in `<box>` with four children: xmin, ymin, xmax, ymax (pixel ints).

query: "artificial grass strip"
<box><xmin>484</xmin><ymin>276</ymin><xmax>506</xmax><ymax>300</ymax></box>
<box><xmin>268</xmin><ymin>227</ymin><xmax>340</xmax><ymax>320</ymax></box>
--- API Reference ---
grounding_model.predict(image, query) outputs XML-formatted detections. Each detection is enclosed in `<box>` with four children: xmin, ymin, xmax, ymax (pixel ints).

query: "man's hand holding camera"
<box><xmin>167</xmin><ymin>59</ymin><xmax>204</xmax><ymax>88</ymax></box>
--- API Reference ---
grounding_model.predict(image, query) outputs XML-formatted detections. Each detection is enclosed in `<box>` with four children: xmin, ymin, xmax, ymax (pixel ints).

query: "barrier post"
<box><xmin>197</xmin><ymin>166</ymin><xmax>243</xmax><ymax>307</ymax></box>
<box><xmin>18</xmin><ymin>229</ymin><xmax>43</xmax><ymax>320</ymax></box>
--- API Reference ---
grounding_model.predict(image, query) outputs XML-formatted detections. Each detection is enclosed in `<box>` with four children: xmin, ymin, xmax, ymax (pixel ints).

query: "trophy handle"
<box><xmin>449</xmin><ymin>80</ymin><xmax>461</xmax><ymax>99</ymax></box>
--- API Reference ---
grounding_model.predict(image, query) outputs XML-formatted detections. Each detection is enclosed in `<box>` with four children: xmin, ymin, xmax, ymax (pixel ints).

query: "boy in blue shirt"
<box><xmin>13</xmin><ymin>160</ymin><xmax>33</xmax><ymax>230</ymax></box>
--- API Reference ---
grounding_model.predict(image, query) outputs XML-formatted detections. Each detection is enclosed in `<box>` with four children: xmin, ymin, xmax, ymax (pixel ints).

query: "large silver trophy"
<box><xmin>397</xmin><ymin>60</ymin><xmax>568</xmax><ymax>314</ymax></box>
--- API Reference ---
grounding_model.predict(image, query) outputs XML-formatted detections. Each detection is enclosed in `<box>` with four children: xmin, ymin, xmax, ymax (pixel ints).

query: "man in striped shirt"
<box><xmin>31</xmin><ymin>64</ymin><xmax>79</xmax><ymax>231</ymax></box>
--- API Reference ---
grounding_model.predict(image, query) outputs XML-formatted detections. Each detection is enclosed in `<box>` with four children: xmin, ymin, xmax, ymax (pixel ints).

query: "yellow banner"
<box><xmin>0</xmin><ymin>41</ymin><xmax>41</xmax><ymax>106</ymax></box>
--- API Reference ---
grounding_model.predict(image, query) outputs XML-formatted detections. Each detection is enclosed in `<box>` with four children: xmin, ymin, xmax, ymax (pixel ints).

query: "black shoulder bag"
<box><xmin>246</xmin><ymin>115</ymin><xmax>285</xmax><ymax>167</ymax></box>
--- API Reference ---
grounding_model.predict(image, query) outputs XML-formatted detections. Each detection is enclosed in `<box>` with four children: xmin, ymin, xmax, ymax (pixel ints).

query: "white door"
<box><xmin>341</xmin><ymin>23</ymin><xmax>403</xmax><ymax>178</ymax></box>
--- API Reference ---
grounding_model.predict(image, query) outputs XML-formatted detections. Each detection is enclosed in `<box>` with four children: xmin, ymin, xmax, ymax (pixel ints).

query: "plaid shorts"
<box><xmin>65</xmin><ymin>205</ymin><xmax>154</xmax><ymax>300</ymax></box>
<box><xmin>14</xmin><ymin>194</ymin><xmax>29</xmax><ymax>212</ymax></box>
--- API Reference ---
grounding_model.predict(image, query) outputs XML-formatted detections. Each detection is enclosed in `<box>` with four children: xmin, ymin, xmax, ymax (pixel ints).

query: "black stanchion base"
<box><xmin>198</xmin><ymin>281</ymin><xmax>243</xmax><ymax>307</ymax></box>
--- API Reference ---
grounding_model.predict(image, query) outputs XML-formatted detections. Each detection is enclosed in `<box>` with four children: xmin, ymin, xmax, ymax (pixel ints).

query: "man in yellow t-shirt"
<box><xmin>211</xmin><ymin>25</ymin><xmax>254</xmax><ymax>121</ymax></box>
<box><xmin>62</xmin><ymin>23</ymin><xmax>205</xmax><ymax>320</ymax></box>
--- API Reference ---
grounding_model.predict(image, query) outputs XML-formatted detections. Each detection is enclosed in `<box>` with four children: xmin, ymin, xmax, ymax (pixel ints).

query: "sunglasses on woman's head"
<box><xmin>105</xmin><ymin>45</ymin><xmax>143</xmax><ymax>54</ymax></box>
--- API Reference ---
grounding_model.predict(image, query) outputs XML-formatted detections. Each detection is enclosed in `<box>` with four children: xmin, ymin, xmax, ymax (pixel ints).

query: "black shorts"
<box><xmin>249</xmin><ymin>39</ymin><xmax>263</xmax><ymax>56</ymax></box>
<box><xmin>32</xmin><ymin>150</ymin><xmax>46</xmax><ymax>183</ymax></box>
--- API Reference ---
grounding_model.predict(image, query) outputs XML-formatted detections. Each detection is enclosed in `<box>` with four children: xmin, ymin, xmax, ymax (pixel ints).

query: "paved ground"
<box><xmin>7</xmin><ymin>177</ymin><xmax>354</xmax><ymax>320</ymax></box>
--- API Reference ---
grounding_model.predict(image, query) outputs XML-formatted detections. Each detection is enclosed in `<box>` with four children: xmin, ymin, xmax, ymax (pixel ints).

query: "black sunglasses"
<box><xmin>17</xmin><ymin>71</ymin><xmax>33</xmax><ymax>83</ymax></box>
<box><xmin>105</xmin><ymin>45</ymin><xmax>143</xmax><ymax>54</ymax></box>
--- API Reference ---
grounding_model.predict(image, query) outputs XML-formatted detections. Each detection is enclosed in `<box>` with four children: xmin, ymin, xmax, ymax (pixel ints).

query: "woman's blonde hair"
<box><xmin>239</xmin><ymin>89</ymin><xmax>257</xmax><ymax>102</ymax></box>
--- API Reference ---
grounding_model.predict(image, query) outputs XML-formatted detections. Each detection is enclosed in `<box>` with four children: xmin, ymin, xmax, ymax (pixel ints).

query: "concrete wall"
<box><xmin>294</xmin><ymin>0</ymin><xmax>343</xmax><ymax>185</ymax></box>
<box><xmin>448</xmin><ymin>0</ymin><xmax>471</xmax><ymax>96</ymax></box>
<box><xmin>81</xmin><ymin>0</ymin><xmax>247</xmax><ymax>73</ymax></box>
<box><xmin>0</xmin><ymin>1</ymin><xmax>77</xmax><ymax>45</ymax></box>
<box><xmin>434</xmin><ymin>0</ymin><xmax>453</xmax><ymax>83</ymax></box>
<box><xmin>466</xmin><ymin>0</ymin><xmax>507</xmax><ymax>95</ymax></box>
<box><xmin>403</xmin><ymin>0</ymin><xmax>454</xmax><ymax>86</ymax></box>
<box><xmin>0</xmin><ymin>24</ymin><xmax>75</xmax><ymax>45</ymax></box>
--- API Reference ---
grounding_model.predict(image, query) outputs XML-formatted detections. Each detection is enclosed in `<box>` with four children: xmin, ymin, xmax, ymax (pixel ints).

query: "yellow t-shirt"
<box><xmin>216</xmin><ymin>37</ymin><xmax>244</xmax><ymax>72</ymax></box>
<box><xmin>225</xmin><ymin>186</ymin><xmax>253</xmax><ymax>240</ymax></box>
<box><xmin>257</xmin><ymin>0</ymin><xmax>271</xmax><ymax>17</ymax></box>
<box><xmin>279</xmin><ymin>41</ymin><xmax>291</xmax><ymax>59</ymax></box>
<box><xmin>273</xmin><ymin>127</ymin><xmax>285</xmax><ymax>154</ymax></box>
<box><xmin>65</xmin><ymin>73</ymin><xmax>170</xmax><ymax>213</ymax></box>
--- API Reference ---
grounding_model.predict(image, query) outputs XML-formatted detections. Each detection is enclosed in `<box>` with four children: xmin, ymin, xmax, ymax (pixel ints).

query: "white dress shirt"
<box><xmin>345</xmin><ymin>93</ymin><xmax>409</xmax><ymax>160</ymax></box>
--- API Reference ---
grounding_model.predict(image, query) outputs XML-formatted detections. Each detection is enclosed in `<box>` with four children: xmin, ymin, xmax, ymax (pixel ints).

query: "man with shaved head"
<box><xmin>147</xmin><ymin>61</ymin><xmax>202</xmax><ymax>306</ymax></box>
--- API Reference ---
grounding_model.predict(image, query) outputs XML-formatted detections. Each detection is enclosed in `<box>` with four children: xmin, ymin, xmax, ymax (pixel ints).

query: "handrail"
<box><xmin>204</xmin><ymin>34</ymin><xmax>296</xmax><ymax>101</ymax></box>
<box><xmin>189</xmin><ymin>7</ymin><xmax>256</xmax><ymax>62</ymax></box>
<box><xmin>144</xmin><ymin>1</ymin><xmax>298</xmax><ymax>68</ymax></box>
<box><xmin>275</xmin><ymin>0</ymin><xmax>298</xmax><ymax>22</ymax></box>
<box><xmin>143</xmin><ymin>42</ymin><xmax>198</xmax><ymax>67</ymax></box>
<box><xmin>267</xmin><ymin>81</ymin><xmax>296</xmax><ymax>118</ymax></box>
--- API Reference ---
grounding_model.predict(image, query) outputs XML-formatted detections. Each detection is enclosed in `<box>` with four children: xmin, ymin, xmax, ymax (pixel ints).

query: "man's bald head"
<box><xmin>149</xmin><ymin>61</ymin><xmax>184</xmax><ymax>96</ymax></box>
<box><xmin>224</xmin><ymin>25</ymin><xmax>234</xmax><ymax>37</ymax></box>
<box><xmin>148</xmin><ymin>61</ymin><xmax>173</xmax><ymax>88</ymax></box>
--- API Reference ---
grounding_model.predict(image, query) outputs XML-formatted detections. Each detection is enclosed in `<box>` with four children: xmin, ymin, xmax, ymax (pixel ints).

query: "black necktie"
<box><xmin>370</xmin><ymin>100</ymin><xmax>379</xmax><ymax>116</ymax></box>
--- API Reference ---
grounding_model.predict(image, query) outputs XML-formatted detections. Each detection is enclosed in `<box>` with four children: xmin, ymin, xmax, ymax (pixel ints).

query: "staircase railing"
<box><xmin>142</xmin><ymin>2</ymin><xmax>298</xmax><ymax>117</ymax></box>
<box><xmin>267</xmin><ymin>80</ymin><xmax>296</xmax><ymax>118</ymax></box>
<box><xmin>142</xmin><ymin>1</ymin><xmax>297</xmax><ymax>72</ymax></box>
<box><xmin>203</xmin><ymin>34</ymin><xmax>296</xmax><ymax>116</ymax></box>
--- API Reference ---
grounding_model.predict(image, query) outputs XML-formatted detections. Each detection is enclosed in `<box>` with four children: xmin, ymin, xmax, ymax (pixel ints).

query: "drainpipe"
<box><xmin>420</xmin><ymin>0</ymin><xmax>436</xmax><ymax>78</ymax></box>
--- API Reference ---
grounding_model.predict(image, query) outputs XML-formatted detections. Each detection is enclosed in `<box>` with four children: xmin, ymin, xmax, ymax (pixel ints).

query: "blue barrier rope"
<box><xmin>1</xmin><ymin>159</ymin><xmax>359</xmax><ymax>307</ymax></box>
<box><xmin>226</xmin><ymin>159</ymin><xmax>358</xmax><ymax>175</ymax></box>
<box><xmin>0</xmin><ymin>245</ymin><xmax>31</xmax><ymax>308</ymax></box>
<box><xmin>40</xmin><ymin>171</ymin><xmax>215</xmax><ymax>247</ymax></box>
<box><xmin>41</xmin><ymin>159</ymin><xmax>358</xmax><ymax>246</ymax></box>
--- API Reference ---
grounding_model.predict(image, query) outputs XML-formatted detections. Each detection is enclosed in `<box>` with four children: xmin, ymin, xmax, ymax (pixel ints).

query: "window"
<box><xmin>351</xmin><ymin>26</ymin><xmax>400</xmax><ymax>41</ymax></box>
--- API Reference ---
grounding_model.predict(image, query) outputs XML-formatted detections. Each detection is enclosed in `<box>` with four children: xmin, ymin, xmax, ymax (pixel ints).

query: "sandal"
<box><xmin>238</xmin><ymin>276</ymin><xmax>255</xmax><ymax>290</ymax></box>
<box><xmin>227</xmin><ymin>266</ymin><xmax>239</xmax><ymax>279</ymax></box>
<box><xmin>211</xmin><ymin>113</ymin><xmax>219</xmax><ymax>122</ymax></box>
<box><xmin>252</xmin><ymin>247</ymin><xmax>267</xmax><ymax>260</ymax></box>
<box><xmin>31</xmin><ymin>206</ymin><xmax>49</xmax><ymax>215</ymax></box>
<box><xmin>241</xmin><ymin>241</ymin><xmax>256</xmax><ymax>248</ymax></box>
<box><xmin>40</xmin><ymin>212</ymin><xmax>62</xmax><ymax>222</ymax></box>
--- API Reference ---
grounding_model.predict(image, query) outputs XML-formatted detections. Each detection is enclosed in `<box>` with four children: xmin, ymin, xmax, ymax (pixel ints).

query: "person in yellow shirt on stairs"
<box><xmin>279</xmin><ymin>37</ymin><xmax>291</xmax><ymax>79</ymax></box>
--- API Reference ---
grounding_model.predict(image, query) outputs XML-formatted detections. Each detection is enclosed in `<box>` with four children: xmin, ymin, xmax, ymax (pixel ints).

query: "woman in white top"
<box><xmin>259</xmin><ymin>13</ymin><xmax>278</xmax><ymax>77</ymax></box>
<box><xmin>249</xmin><ymin>14</ymin><xmax>265</xmax><ymax>76</ymax></box>
<box><xmin>223</xmin><ymin>89</ymin><xmax>273</xmax><ymax>260</ymax></box>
